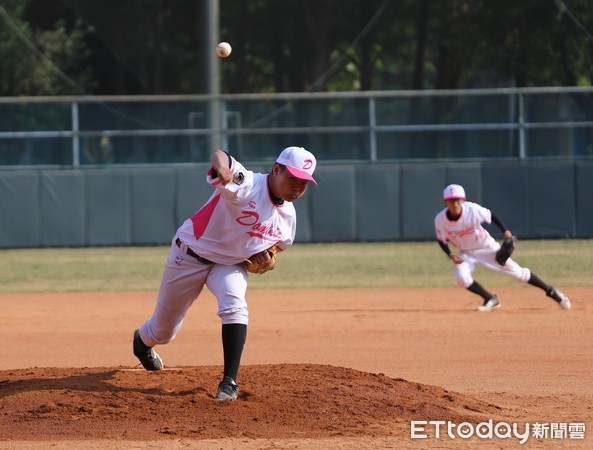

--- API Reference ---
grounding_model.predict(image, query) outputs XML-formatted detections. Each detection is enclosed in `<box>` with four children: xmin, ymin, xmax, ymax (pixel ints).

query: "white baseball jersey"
<box><xmin>177</xmin><ymin>155</ymin><xmax>296</xmax><ymax>265</ymax></box>
<box><xmin>139</xmin><ymin>155</ymin><xmax>299</xmax><ymax>345</ymax></box>
<box><xmin>434</xmin><ymin>201</ymin><xmax>498</xmax><ymax>251</ymax></box>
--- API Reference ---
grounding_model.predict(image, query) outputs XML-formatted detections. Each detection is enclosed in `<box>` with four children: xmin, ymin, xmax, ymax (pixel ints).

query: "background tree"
<box><xmin>0</xmin><ymin>0</ymin><xmax>592</xmax><ymax>96</ymax></box>
<box><xmin>0</xmin><ymin>0</ymin><xmax>94</xmax><ymax>95</ymax></box>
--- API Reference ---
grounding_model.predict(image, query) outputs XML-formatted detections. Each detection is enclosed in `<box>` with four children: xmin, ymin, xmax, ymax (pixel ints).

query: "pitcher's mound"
<box><xmin>1</xmin><ymin>364</ymin><xmax>502</xmax><ymax>441</ymax></box>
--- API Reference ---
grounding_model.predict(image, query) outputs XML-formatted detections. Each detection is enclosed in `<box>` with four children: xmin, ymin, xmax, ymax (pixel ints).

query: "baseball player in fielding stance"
<box><xmin>133</xmin><ymin>146</ymin><xmax>317</xmax><ymax>400</ymax></box>
<box><xmin>435</xmin><ymin>184</ymin><xmax>571</xmax><ymax>312</ymax></box>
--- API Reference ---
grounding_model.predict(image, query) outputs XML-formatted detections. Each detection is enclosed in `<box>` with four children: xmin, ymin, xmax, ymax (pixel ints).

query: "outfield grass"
<box><xmin>1</xmin><ymin>240</ymin><xmax>591</xmax><ymax>293</ymax></box>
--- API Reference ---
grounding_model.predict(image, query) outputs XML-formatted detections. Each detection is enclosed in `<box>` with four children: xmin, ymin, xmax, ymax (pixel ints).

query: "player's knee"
<box><xmin>218</xmin><ymin>307</ymin><xmax>249</xmax><ymax>325</ymax></box>
<box><xmin>455</xmin><ymin>274</ymin><xmax>473</xmax><ymax>288</ymax></box>
<box><xmin>507</xmin><ymin>264</ymin><xmax>531</xmax><ymax>283</ymax></box>
<box><xmin>516</xmin><ymin>267</ymin><xmax>531</xmax><ymax>283</ymax></box>
<box><xmin>457</xmin><ymin>279</ymin><xmax>472</xmax><ymax>288</ymax></box>
<box><xmin>143</xmin><ymin>323</ymin><xmax>176</xmax><ymax>345</ymax></box>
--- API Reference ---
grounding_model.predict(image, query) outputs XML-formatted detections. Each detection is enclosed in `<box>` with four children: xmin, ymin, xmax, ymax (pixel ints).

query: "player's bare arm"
<box><xmin>210</xmin><ymin>149</ymin><xmax>233</xmax><ymax>185</ymax></box>
<box><xmin>490</xmin><ymin>212</ymin><xmax>513</xmax><ymax>240</ymax></box>
<box><xmin>438</xmin><ymin>240</ymin><xmax>463</xmax><ymax>264</ymax></box>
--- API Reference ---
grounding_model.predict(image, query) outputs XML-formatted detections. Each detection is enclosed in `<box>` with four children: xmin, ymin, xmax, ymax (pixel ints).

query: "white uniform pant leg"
<box><xmin>139</xmin><ymin>243</ymin><xmax>211</xmax><ymax>347</ymax></box>
<box><xmin>455</xmin><ymin>247</ymin><xmax>531</xmax><ymax>288</ymax></box>
<box><xmin>206</xmin><ymin>263</ymin><xmax>249</xmax><ymax>325</ymax></box>
<box><xmin>482</xmin><ymin>255</ymin><xmax>531</xmax><ymax>282</ymax></box>
<box><xmin>454</xmin><ymin>258</ymin><xmax>477</xmax><ymax>288</ymax></box>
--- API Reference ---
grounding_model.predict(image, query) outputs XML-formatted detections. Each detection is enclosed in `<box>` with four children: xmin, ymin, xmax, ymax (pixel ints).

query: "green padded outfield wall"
<box><xmin>86</xmin><ymin>170</ymin><xmax>131</xmax><ymax>245</ymax></box>
<box><xmin>482</xmin><ymin>162</ymin><xmax>530</xmax><ymax>238</ymax></box>
<box><xmin>576</xmin><ymin>161</ymin><xmax>593</xmax><ymax>237</ymax></box>
<box><xmin>1</xmin><ymin>159</ymin><xmax>592</xmax><ymax>248</ymax></box>
<box><xmin>40</xmin><ymin>171</ymin><xmax>85</xmax><ymax>247</ymax></box>
<box><xmin>529</xmin><ymin>161</ymin><xmax>575</xmax><ymax>238</ymax></box>
<box><xmin>355</xmin><ymin>165</ymin><xmax>401</xmax><ymax>241</ymax></box>
<box><xmin>0</xmin><ymin>171</ymin><xmax>41</xmax><ymax>247</ymax></box>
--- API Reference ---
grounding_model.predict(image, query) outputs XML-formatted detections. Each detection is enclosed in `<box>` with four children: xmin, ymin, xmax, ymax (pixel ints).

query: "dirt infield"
<box><xmin>1</xmin><ymin>287</ymin><xmax>591</xmax><ymax>449</ymax></box>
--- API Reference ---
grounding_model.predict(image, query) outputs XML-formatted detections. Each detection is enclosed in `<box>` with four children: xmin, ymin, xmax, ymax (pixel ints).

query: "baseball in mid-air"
<box><xmin>216</xmin><ymin>42</ymin><xmax>232</xmax><ymax>58</ymax></box>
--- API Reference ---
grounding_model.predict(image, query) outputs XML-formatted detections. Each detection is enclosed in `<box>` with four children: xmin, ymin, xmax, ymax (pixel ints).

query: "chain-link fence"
<box><xmin>1</xmin><ymin>86</ymin><xmax>593</xmax><ymax>168</ymax></box>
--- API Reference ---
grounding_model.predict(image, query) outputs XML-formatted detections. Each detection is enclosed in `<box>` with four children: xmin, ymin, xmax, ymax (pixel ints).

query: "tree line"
<box><xmin>0</xmin><ymin>0</ymin><xmax>592</xmax><ymax>96</ymax></box>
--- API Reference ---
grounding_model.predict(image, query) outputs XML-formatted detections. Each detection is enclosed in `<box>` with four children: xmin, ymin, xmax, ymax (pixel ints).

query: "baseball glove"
<box><xmin>245</xmin><ymin>245</ymin><xmax>278</xmax><ymax>275</ymax></box>
<box><xmin>495</xmin><ymin>236</ymin><xmax>516</xmax><ymax>266</ymax></box>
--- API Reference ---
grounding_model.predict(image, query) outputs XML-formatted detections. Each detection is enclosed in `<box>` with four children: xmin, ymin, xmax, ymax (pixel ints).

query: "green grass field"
<box><xmin>1</xmin><ymin>240</ymin><xmax>591</xmax><ymax>293</ymax></box>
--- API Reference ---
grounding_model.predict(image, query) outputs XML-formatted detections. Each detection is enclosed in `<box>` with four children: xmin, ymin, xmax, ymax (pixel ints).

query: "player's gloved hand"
<box><xmin>495</xmin><ymin>235</ymin><xmax>516</xmax><ymax>266</ymax></box>
<box><xmin>245</xmin><ymin>245</ymin><xmax>278</xmax><ymax>274</ymax></box>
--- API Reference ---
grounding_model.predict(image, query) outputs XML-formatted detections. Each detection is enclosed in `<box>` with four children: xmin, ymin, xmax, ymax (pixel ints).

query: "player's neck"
<box><xmin>446</xmin><ymin>209</ymin><xmax>461</xmax><ymax>221</ymax></box>
<box><xmin>267</xmin><ymin>175</ymin><xmax>284</xmax><ymax>205</ymax></box>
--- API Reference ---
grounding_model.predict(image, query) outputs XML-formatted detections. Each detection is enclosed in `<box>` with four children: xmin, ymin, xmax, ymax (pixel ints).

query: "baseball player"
<box><xmin>434</xmin><ymin>184</ymin><xmax>571</xmax><ymax>312</ymax></box>
<box><xmin>133</xmin><ymin>146</ymin><xmax>317</xmax><ymax>401</ymax></box>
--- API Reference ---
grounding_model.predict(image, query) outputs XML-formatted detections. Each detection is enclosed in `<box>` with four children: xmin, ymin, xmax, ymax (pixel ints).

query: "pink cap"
<box><xmin>443</xmin><ymin>184</ymin><xmax>466</xmax><ymax>200</ymax></box>
<box><xmin>276</xmin><ymin>146</ymin><xmax>318</xmax><ymax>185</ymax></box>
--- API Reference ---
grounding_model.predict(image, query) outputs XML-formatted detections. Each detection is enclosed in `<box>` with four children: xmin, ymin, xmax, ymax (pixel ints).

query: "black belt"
<box><xmin>175</xmin><ymin>238</ymin><xmax>214</xmax><ymax>265</ymax></box>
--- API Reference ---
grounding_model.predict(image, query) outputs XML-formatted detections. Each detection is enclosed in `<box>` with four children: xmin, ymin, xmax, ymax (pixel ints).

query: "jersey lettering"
<box><xmin>237</xmin><ymin>211</ymin><xmax>282</xmax><ymax>240</ymax></box>
<box><xmin>448</xmin><ymin>224</ymin><xmax>477</xmax><ymax>238</ymax></box>
<box><xmin>249</xmin><ymin>223</ymin><xmax>282</xmax><ymax>240</ymax></box>
<box><xmin>236</xmin><ymin>211</ymin><xmax>259</xmax><ymax>226</ymax></box>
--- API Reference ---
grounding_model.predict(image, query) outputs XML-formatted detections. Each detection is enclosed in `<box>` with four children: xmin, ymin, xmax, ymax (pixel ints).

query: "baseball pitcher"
<box><xmin>133</xmin><ymin>146</ymin><xmax>318</xmax><ymax>401</ymax></box>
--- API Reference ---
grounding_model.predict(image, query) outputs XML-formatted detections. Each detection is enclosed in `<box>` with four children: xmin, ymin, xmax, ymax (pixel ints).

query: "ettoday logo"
<box><xmin>411</xmin><ymin>420</ymin><xmax>586</xmax><ymax>444</ymax></box>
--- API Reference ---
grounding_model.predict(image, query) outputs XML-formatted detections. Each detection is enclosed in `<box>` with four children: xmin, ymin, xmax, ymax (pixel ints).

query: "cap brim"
<box><xmin>444</xmin><ymin>196</ymin><xmax>465</xmax><ymax>200</ymax></box>
<box><xmin>285</xmin><ymin>165</ymin><xmax>318</xmax><ymax>185</ymax></box>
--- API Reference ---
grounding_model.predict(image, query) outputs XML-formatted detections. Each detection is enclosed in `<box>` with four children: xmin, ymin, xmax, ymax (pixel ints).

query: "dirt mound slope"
<box><xmin>0</xmin><ymin>363</ymin><xmax>502</xmax><ymax>441</ymax></box>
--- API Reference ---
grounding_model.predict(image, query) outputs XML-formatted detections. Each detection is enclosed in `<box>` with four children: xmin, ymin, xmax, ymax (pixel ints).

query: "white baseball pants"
<box><xmin>454</xmin><ymin>243</ymin><xmax>531</xmax><ymax>288</ymax></box>
<box><xmin>139</xmin><ymin>238</ymin><xmax>249</xmax><ymax>348</ymax></box>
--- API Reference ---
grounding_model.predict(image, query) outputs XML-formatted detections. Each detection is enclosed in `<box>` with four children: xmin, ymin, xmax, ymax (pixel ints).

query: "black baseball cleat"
<box><xmin>215</xmin><ymin>376</ymin><xmax>239</xmax><ymax>401</ymax></box>
<box><xmin>476</xmin><ymin>296</ymin><xmax>500</xmax><ymax>312</ymax></box>
<box><xmin>547</xmin><ymin>287</ymin><xmax>571</xmax><ymax>310</ymax></box>
<box><xmin>133</xmin><ymin>329</ymin><xmax>164</xmax><ymax>370</ymax></box>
